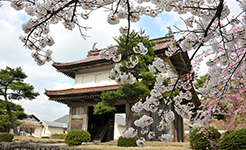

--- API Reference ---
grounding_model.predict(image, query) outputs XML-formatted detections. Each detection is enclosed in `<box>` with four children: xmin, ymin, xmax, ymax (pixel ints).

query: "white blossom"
<box><xmin>112</xmin><ymin>54</ymin><xmax>122</xmax><ymax>62</ymax></box>
<box><xmin>119</xmin><ymin>26</ymin><xmax>128</xmax><ymax>34</ymax></box>
<box><xmin>107</xmin><ymin>13</ymin><xmax>120</xmax><ymax>25</ymax></box>
<box><xmin>126</xmin><ymin>56</ymin><xmax>139</xmax><ymax>68</ymax></box>
<box><xmin>134</xmin><ymin>115</ymin><xmax>153</xmax><ymax>128</ymax></box>
<box><xmin>121</xmin><ymin>127</ymin><xmax>138</xmax><ymax>138</ymax></box>
<box><xmin>159</xmin><ymin>134</ymin><xmax>173</xmax><ymax>142</ymax></box>
<box><xmin>122</xmin><ymin>72</ymin><xmax>135</xmax><ymax>84</ymax></box>
<box><xmin>81</xmin><ymin>12</ymin><xmax>89</xmax><ymax>19</ymax></box>
<box><xmin>148</xmin><ymin>131</ymin><xmax>155</xmax><ymax>139</ymax></box>
<box><xmin>136</xmin><ymin>137</ymin><xmax>146</xmax><ymax>147</ymax></box>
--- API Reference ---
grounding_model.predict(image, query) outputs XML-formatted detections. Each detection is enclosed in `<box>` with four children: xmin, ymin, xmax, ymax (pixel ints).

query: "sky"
<box><xmin>0</xmin><ymin>1</ymin><xmax>239</xmax><ymax>121</ymax></box>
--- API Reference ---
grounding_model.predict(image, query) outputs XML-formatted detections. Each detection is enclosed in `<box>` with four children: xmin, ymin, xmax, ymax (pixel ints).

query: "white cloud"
<box><xmin>14</xmin><ymin>94</ymin><xmax>69</xmax><ymax>121</ymax></box>
<box><xmin>0</xmin><ymin>4</ymin><xmax>73</xmax><ymax>121</ymax></box>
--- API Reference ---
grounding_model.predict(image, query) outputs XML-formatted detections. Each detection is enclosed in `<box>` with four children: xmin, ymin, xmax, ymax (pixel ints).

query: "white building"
<box><xmin>18</xmin><ymin>115</ymin><xmax>68</xmax><ymax>138</ymax></box>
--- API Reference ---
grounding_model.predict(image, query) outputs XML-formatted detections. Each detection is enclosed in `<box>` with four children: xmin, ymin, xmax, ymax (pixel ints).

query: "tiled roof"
<box><xmin>153</xmin><ymin>41</ymin><xmax>173</xmax><ymax>51</ymax></box>
<box><xmin>53</xmin><ymin>55</ymin><xmax>102</xmax><ymax>67</ymax></box>
<box><xmin>42</xmin><ymin>120</ymin><xmax>68</xmax><ymax>128</ymax></box>
<box><xmin>53</xmin><ymin>115</ymin><xmax>69</xmax><ymax>123</ymax></box>
<box><xmin>45</xmin><ymin>84</ymin><xmax>120</xmax><ymax>96</ymax></box>
<box><xmin>52</xmin><ymin>38</ymin><xmax>174</xmax><ymax>68</ymax></box>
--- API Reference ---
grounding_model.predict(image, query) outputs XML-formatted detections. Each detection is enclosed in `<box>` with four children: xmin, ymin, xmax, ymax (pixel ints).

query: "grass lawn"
<box><xmin>73</xmin><ymin>141</ymin><xmax>191</xmax><ymax>150</ymax></box>
<box><xmin>14</xmin><ymin>136</ymin><xmax>64</xmax><ymax>142</ymax></box>
<box><xmin>14</xmin><ymin>136</ymin><xmax>191</xmax><ymax>150</ymax></box>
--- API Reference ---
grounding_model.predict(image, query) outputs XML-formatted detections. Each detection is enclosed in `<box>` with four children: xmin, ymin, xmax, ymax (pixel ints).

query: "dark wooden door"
<box><xmin>71</xmin><ymin>118</ymin><xmax>83</xmax><ymax>130</ymax></box>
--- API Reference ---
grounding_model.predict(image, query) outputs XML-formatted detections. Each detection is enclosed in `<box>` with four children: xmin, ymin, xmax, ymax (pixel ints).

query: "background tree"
<box><xmin>0</xmin><ymin>99</ymin><xmax>27</xmax><ymax>132</ymax></box>
<box><xmin>0</xmin><ymin>66</ymin><xmax>39</xmax><ymax>135</ymax></box>
<box><xmin>19</xmin><ymin>119</ymin><xmax>39</xmax><ymax>135</ymax></box>
<box><xmin>195</xmin><ymin>74</ymin><xmax>246</xmax><ymax>131</ymax></box>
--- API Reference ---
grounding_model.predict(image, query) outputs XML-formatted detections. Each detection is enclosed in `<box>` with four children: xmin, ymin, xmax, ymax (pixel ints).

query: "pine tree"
<box><xmin>0</xmin><ymin>99</ymin><xmax>27</xmax><ymax>132</ymax></box>
<box><xmin>0</xmin><ymin>66</ymin><xmax>39</xmax><ymax>135</ymax></box>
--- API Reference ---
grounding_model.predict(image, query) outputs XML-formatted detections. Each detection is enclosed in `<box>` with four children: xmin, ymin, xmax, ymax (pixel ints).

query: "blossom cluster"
<box><xmin>19</xmin><ymin>35</ymin><xmax>53</xmax><ymax>65</ymax></box>
<box><xmin>159</xmin><ymin>134</ymin><xmax>173</xmax><ymax>142</ymax></box>
<box><xmin>110</xmin><ymin>63</ymin><xmax>136</xmax><ymax>84</ymax></box>
<box><xmin>133</xmin><ymin>43</ymin><xmax>148</xmax><ymax>55</ymax></box>
<box><xmin>134</xmin><ymin>114</ymin><xmax>153</xmax><ymax>129</ymax></box>
<box><xmin>121</xmin><ymin>127</ymin><xmax>138</xmax><ymax>138</ymax></box>
<box><xmin>99</xmin><ymin>45</ymin><xmax>121</xmax><ymax>62</ymax></box>
<box><xmin>149</xmin><ymin>58</ymin><xmax>170</xmax><ymax>73</ymax></box>
<box><xmin>101</xmin><ymin>42</ymin><xmax>150</xmax><ymax>84</ymax></box>
<box><xmin>157</xmin><ymin>110</ymin><xmax>175</xmax><ymax>131</ymax></box>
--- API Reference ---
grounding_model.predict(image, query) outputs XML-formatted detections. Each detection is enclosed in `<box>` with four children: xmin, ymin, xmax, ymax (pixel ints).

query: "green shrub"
<box><xmin>51</xmin><ymin>133</ymin><xmax>66</xmax><ymax>137</ymax></box>
<box><xmin>65</xmin><ymin>129</ymin><xmax>91</xmax><ymax>146</ymax></box>
<box><xmin>219</xmin><ymin>128</ymin><xmax>246</xmax><ymax>150</ymax></box>
<box><xmin>41</xmin><ymin>136</ymin><xmax>50</xmax><ymax>139</ymax></box>
<box><xmin>0</xmin><ymin>133</ymin><xmax>14</xmax><ymax>142</ymax></box>
<box><xmin>117</xmin><ymin>136</ymin><xmax>139</xmax><ymax>147</ymax></box>
<box><xmin>190</xmin><ymin>126</ymin><xmax>221</xmax><ymax>150</ymax></box>
<box><xmin>220</xmin><ymin>130</ymin><xmax>233</xmax><ymax>141</ymax></box>
<box><xmin>51</xmin><ymin>133</ymin><xmax>66</xmax><ymax>139</ymax></box>
<box><xmin>28</xmin><ymin>135</ymin><xmax>35</xmax><ymax>138</ymax></box>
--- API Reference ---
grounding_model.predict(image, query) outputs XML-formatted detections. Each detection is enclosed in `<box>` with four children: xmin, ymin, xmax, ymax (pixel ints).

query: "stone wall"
<box><xmin>0</xmin><ymin>141</ymin><xmax>78</xmax><ymax>150</ymax></box>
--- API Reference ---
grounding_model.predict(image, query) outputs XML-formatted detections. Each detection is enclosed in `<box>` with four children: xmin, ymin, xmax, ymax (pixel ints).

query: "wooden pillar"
<box><xmin>174</xmin><ymin>112</ymin><xmax>184</xmax><ymax>142</ymax></box>
<box><xmin>171</xmin><ymin>105</ymin><xmax>184</xmax><ymax>142</ymax></box>
<box><xmin>67</xmin><ymin>105</ymin><xmax>72</xmax><ymax>132</ymax></box>
<box><xmin>84</xmin><ymin>105</ymin><xmax>88</xmax><ymax>131</ymax></box>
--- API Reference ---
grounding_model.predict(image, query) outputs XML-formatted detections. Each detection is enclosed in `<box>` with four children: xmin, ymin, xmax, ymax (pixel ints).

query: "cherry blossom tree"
<box><xmin>195</xmin><ymin>74</ymin><xmax>246</xmax><ymax>131</ymax></box>
<box><xmin>1</xmin><ymin>0</ymin><xmax>246</xmax><ymax>147</ymax></box>
<box><xmin>20</xmin><ymin>119</ymin><xmax>39</xmax><ymax>135</ymax></box>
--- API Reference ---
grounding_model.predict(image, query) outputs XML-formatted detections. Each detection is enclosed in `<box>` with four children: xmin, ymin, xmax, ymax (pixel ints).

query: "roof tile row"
<box><xmin>45</xmin><ymin>84</ymin><xmax>119</xmax><ymax>96</ymax></box>
<box><xmin>53</xmin><ymin>41</ymin><xmax>173</xmax><ymax>67</ymax></box>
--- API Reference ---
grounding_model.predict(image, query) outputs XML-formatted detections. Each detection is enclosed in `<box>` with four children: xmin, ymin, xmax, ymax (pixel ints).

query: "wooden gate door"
<box><xmin>71</xmin><ymin>118</ymin><xmax>83</xmax><ymax>130</ymax></box>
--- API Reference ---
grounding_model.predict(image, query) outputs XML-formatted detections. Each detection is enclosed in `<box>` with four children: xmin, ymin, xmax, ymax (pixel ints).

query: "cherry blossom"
<box><xmin>3</xmin><ymin>0</ymin><xmax>246</xmax><ymax>147</ymax></box>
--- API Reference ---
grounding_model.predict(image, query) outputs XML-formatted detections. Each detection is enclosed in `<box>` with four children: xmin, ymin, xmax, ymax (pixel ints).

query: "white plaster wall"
<box><xmin>74</xmin><ymin>70</ymin><xmax>116</xmax><ymax>88</ymax></box>
<box><xmin>42</xmin><ymin>127</ymin><xmax>66</xmax><ymax>137</ymax></box>
<box><xmin>114</xmin><ymin>123</ymin><xmax>125</xmax><ymax>140</ymax></box>
<box><xmin>33</xmin><ymin>126</ymin><xmax>43</xmax><ymax>138</ymax></box>
<box><xmin>48</xmin><ymin>127</ymin><xmax>65</xmax><ymax>135</ymax></box>
<box><xmin>73</xmin><ymin>61</ymin><xmax>174</xmax><ymax>89</ymax></box>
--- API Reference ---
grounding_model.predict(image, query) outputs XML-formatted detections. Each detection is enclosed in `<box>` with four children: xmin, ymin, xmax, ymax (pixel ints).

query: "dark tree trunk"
<box><xmin>127</xmin><ymin>111</ymin><xmax>134</xmax><ymax>129</ymax></box>
<box><xmin>125</xmin><ymin>103</ymin><xmax>133</xmax><ymax>129</ymax></box>
<box><xmin>4</xmin><ymin>94</ymin><xmax>18</xmax><ymax>136</ymax></box>
<box><xmin>6</xmin><ymin>104</ymin><xmax>18</xmax><ymax>136</ymax></box>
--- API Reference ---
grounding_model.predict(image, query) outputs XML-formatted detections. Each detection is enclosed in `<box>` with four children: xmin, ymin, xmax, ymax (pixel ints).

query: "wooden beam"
<box><xmin>165</xmin><ymin>58</ymin><xmax>178</xmax><ymax>75</ymax></box>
